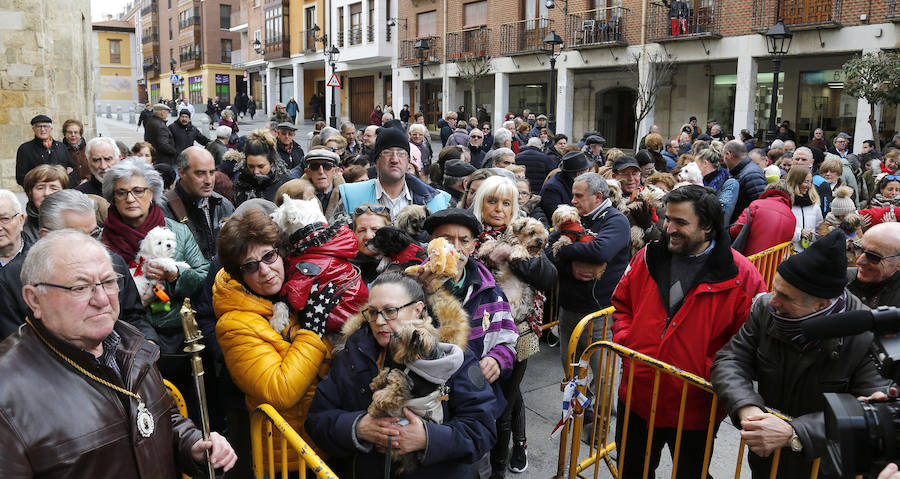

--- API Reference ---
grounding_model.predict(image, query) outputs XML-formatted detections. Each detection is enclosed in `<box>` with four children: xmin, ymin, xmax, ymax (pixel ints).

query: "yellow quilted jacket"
<box><xmin>213</xmin><ymin>268</ymin><xmax>331</xmax><ymax>466</ymax></box>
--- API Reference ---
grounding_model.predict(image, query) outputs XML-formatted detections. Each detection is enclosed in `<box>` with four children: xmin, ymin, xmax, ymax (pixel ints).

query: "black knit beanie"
<box><xmin>372</xmin><ymin>127</ymin><xmax>410</xmax><ymax>162</ymax></box>
<box><xmin>776</xmin><ymin>229</ymin><xmax>848</xmax><ymax>299</ymax></box>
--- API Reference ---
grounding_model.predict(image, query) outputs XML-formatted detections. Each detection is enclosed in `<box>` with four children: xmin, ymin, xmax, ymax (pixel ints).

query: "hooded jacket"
<box><xmin>728</xmin><ymin>157</ymin><xmax>768</xmax><ymax>223</ymax></box>
<box><xmin>213</xmin><ymin>268</ymin><xmax>331</xmax><ymax>467</ymax></box>
<box><xmin>611</xmin><ymin>226</ymin><xmax>767</xmax><ymax>429</ymax></box>
<box><xmin>306</xmin><ymin>289</ymin><xmax>497</xmax><ymax>479</ymax></box>
<box><xmin>232</xmin><ymin>164</ymin><xmax>292</xmax><ymax>207</ymax></box>
<box><xmin>729</xmin><ymin>189</ymin><xmax>796</xmax><ymax>256</ymax></box>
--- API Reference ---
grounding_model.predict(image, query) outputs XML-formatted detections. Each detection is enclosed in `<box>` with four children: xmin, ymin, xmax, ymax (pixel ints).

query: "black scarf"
<box><xmin>794</xmin><ymin>193</ymin><xmax>814</xmax><ymax>207</ymax></box>
<box><xmin>770</xmin><ymin>291</ymin><xmax>847</xmax><ymax>351</ymax></box>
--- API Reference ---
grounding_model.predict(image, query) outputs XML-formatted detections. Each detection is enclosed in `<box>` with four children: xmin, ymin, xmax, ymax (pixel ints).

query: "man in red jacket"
<box><xmin>611</xmin><ymin>185</ymin><xmax>766</xmax><ymax>478</ymax></box>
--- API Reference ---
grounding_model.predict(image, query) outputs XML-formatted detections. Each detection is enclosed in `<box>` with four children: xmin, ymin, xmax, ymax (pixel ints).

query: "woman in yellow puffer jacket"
<box><xmin>213</xmin><ymin>208</ymin><xmax>333</xmax><ymax>469</ymax></box>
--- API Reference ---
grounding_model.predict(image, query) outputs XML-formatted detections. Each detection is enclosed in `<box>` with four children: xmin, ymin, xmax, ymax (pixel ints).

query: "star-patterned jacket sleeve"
<box><xmin>296</xmin><ymin>282</ymin><xmax>339</xmax><ymax>338</ymax></box>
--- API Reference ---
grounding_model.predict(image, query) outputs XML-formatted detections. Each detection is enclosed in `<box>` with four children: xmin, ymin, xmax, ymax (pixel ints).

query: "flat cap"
<box><xmin>276</xmin><ymin>122</ymin><xmax>298</xmax><ymax>131</ymax></box>
<box><xmin>152</xmin><ymin>103</ymin><xmax>171</xmax><ymax>112</ymax></box>
<box><xmin>444</xmin><ymin>159</ymin><xmax>476</xmax><ymax>177</ymax></box>
<box><xmin>30</xmin><ymin>115</ymin><xmax>52</xmax><ymax>125</ymax></box>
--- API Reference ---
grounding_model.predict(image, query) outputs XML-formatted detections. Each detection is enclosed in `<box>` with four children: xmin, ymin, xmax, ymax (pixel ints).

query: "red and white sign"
<box><xmin>327</xmin><ymin>72</ymin><xmax>342</xmax><ymax>88</ymax></box>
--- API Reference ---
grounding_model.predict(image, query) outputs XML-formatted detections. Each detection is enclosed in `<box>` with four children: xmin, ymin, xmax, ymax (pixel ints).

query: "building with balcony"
<box><xmin>93</xmin><ymin>20</ymin><xmax>141</xmax><ymax>111</ymax></box>
<box><xmin>388</xmin><ymin>0</ymin><xmax>899</xmax><ymax>152</ymax></box>
<box><xmin>140</xmin><ymin>0</ymin><xmax>245</xmax><ymax>111</ymax></box>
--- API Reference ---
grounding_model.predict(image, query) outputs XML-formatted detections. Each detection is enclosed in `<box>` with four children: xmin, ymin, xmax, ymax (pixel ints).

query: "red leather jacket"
<box><xmin>281</xmin><ymin>224</ymin><xmax>369</xmax><ymax>331</ymax></box>
<box><xmin>729</xmin><ymin>189</ymin><xmax>796</xmax><ymax>256</ymax></box>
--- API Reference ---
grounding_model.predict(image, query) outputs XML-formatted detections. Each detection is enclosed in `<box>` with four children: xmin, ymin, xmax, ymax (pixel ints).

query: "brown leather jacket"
<box><xmin>0</xmin><ymin>319</ymin><xmax>204</xmax><ymax>478</ymax></box>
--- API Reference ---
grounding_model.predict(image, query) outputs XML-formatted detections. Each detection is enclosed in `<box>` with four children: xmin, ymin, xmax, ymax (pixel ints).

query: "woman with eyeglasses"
<box><xmin>100</xmin><ymin>157</ymin><xmax>209</xmax><ymax>356</ymax></box>
<box><xmin>232</xmin><ymin>130</ymin><xmax>293</xmax><ymax>207</ymax></box>
<box><xmin>305</xmin><ymin>272</ymin><xmax>497</xmax><ymax>479</ymax></box>
<box><xmin>786</xmin><ymin>166</ymin><xmax>824</xmax><ymax>252</ymax></box>
<box><xmin>214</xmin><ymin>207</ymin><xmax>331</xmax><ymax>473</ymax></box>
<box><xmin>408</xmin><ymin>123</ymin><xmax>433</xmax><ymax>171</ymax></box>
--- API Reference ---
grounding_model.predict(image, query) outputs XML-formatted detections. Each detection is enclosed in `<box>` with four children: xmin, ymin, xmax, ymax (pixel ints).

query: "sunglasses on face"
<box><xmin>307</xmin><ymin>162</ymin><xmax>334</xmax><ymax>171</ymax></box>
<box><xmin>355</xmin><ymin>204</ymin><xmax>390</xmax><ymax>216</ymax></box>
<box><xmin>239</xmin><ymin>249</ymin><xmax>280</xmax><ymax>274</ymax></box>
<box><xmin>850</xmin><ymin>242</ymin><xmax>900</xmax><ymax>264</ymax></box>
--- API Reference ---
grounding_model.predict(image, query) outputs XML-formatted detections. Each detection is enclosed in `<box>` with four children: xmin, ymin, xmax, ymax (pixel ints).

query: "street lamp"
<box><xmin>543</xmin><ymin>30</ymin><xmax>563</xmax><ymax>133</ymax></box>
<box><xmin>169</xmin><ymin>58</ymin><xmax>177</xmax><ymax>106</ymax></box>
<box><xmin>252</xmin><ymin>38</ymin><xmax>264</xmax><ymax>55</ymax></box>
<box><xmin>414</xmin><ymin>37</ymin><xmax>430</xmax><ymax>114</ymax></box>
<box><xmin>764</xmin><ymin>20</ymin><xmax>792</xmax><ymax>143</ymax></box>
<box><xmin>325</xmin><ymin>45</ymin><xmax>340</xmax><ymax>128</ymax></box>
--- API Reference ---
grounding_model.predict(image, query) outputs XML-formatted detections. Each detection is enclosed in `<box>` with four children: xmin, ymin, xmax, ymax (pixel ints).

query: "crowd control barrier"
<box><xmin>164</xmin><ymin>380</ymin><xmax>192</xmax><ymax>479</ymax></box>
<box><xmin>746</xmin><ymin>241</ymin><xmax>794</xmax><ymax>291</ymax></box>
<box><xmin>542</xmin><ymin>285</ymin><xmax>560</xmax><ymax>332</ymax></box>
<box><xmin>250</xmin><ymin>404</ymin><xmax>338</xmax><ymax>479</ymax></box>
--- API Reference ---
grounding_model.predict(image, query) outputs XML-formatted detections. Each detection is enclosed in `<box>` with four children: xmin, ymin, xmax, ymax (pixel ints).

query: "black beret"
<box><xmin>444</xmin><ymin>159</ymin><xmax>476</xmax><ymax>178</ymax></box>
<box><xmin>423</xmin><ymin>208</ymin><xmax>483</xmax><ymax>236</ymax></box>
<box><xmin>30</xmin><ymin>115</ymin><xmax>52</xmax><ymax>125</ymax></box>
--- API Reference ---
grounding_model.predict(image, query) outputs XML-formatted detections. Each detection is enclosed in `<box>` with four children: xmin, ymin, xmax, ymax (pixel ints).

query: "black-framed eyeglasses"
<box><xmin>36</xmin><ymin>275</ymin><xmax>124</xmax><ymax>299</ymax></box>
<box><xmin>113</xmin><ymin>186</ymin><xmax>148</xmax><ymax>200</ymax></box>
<box><xmin>307</xmin><ymin>161</ymin><xmax>334</xmax><ymax>171</ymax></box>
<box><xmin>363</xmin><ymin>300</ymin><xmax>420</xmax><ymax>323</ymax></box>
<box><xmin>354</xmin><ymin>204</ymin><xmax>389</xmax><ymax>216</ymax></box>
<box><xmin>239</xmin><ymin>249</ymin><xmax>280</xmax><ymax>274</ymax></box>
<box><xmin>850</xmin><ymin>242</ymin><xmax>900</xmax><ymax>264</ymax></box>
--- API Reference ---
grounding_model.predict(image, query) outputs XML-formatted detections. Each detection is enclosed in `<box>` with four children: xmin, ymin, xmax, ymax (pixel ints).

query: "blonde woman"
<box><xmin>786</xmin><ymin>166</ymin><xmax>823</xmax><ymax>251</ymax></box>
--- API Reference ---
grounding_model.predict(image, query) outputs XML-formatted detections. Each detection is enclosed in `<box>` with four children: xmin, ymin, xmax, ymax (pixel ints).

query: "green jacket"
<box><xmin>147</xmin><ymin>218</ymin><xmax>209</xmax><ymax>330</ymax></box>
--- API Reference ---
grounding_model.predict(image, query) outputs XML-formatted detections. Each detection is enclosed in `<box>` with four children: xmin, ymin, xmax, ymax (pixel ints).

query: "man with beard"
<box><xmin>169</xmin><ymin>109</ymin><xmax>209</xmax><ymax>155</ymax></box>
<box><xmin>76</xmin><ymin>137</ymin><xmax>121</xmax><ymax>196</ymax></box>
<box><xmin>611</xmin><ymin>185</ymin><xmax>766</xmax><ymax>478</ymax></box>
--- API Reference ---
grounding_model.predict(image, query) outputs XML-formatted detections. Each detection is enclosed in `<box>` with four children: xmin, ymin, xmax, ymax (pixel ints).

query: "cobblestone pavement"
<box><xmin>95</xmin><ymin>113</ymin><xmax>752</xmax><ymax>479</ymax></box>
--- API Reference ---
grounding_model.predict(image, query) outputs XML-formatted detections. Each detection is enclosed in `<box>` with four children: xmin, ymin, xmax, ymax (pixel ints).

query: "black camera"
<box><xmin>801</xmin><ymin>306</ymin><xmax>900</xmax><ymax>477</ymax></box>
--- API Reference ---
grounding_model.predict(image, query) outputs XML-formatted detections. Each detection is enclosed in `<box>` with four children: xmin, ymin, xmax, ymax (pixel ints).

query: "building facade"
<box><xmin>93</xmin><ymin>20</ymin><xmax>141</xmax><ymax>112</ymax></box>
<box><xmin>391</xmin><ymin>0</ymin><xmax>900</xmax><ymax>152</ymax></box>
<box><xmin>140</xmin><ymin>0</ymin><xmax>245</xmax><ymax>110</ymax></box>
<box><xmin>0</xmin><ymin>0</ymin><xmax>95</xmax><ymax>191</ymax></box>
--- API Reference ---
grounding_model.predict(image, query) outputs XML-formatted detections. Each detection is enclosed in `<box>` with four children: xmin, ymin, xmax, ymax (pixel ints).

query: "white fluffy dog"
<box><xmin>270</xmin><ymin>194</ymin><xmax>327</xmax><ymax>236</ymax></box>
<box><xmin>131</xmin><ymin>226</ymin><xmax>190</xmax><ymax>305</ymax></box>
<box><xmin>677</xmin><ymin>161</ymin><xmax>704</xmax><ymax>186</ymax></box>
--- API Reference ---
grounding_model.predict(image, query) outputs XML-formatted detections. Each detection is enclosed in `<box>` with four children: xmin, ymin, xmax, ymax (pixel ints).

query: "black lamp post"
<box><xmin>325</xmin><ymin>45</ymin><xmax>340</xmax><ymax>128</ymax></box>
<box><xmin>252</xmin><ymin>38</ymin><xmax>264</xmax><ymax>55</ymax></box>
<box><xmin>764</xmin><ymin>20</ymin><xmax>792</xmax><ymax>143</ymax></box>
<box><xmin>169</xmin><ymin>58</ymin><xmax>177</xmax><ymax>105</ymax></box>
<box><xmin>414</xmin><ymin>37</ymin><xmax>430</xmax><ymax>114</ymax></box>
<box><xmin>543</xmin><ymin>30</ymin><xmax>563</xmax><ymax>133</ymax></box>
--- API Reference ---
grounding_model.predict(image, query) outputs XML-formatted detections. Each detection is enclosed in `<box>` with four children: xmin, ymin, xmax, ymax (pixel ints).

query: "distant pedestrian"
<box><xmin>247</xmin><ymin>95</ymin><xmax>257</xmax><ymax>119</ymax></box>
<box><xmin>145</xmin><ymin>104</ymin><xmax>178</xmax><ymax>165</ymax></box>
<box><xmin>309</xmin><ymin>93</ymin><xmax>321</xmax><ymax>121</ymax></box>
<box><xmin>286</xmin><ymin>97</ymin><xmax>299</xmax><ymax>123</ymax></box>
<box><xmin>369</xmin><ymin>105</ymin><xmax>383</xmax><ymax>126</ymax></box>
<box><xmin>137</xmin><ymin>102</ymin><xmax>153</xmax><ymax>135</ymax></box>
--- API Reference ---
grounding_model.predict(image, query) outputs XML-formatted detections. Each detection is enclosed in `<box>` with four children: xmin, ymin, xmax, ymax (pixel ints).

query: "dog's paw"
<box><xmin>269</xmin><ymin>302</ymin><xmax>291</xmax><ymax>333</ymax></box>
<box><xmin>507</xmin><ymin>244</ymin><xmax>530</xmax><ymax>262</ymax></box>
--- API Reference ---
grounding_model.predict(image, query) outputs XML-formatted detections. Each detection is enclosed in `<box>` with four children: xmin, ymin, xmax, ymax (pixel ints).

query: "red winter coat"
<box><xmin>611</xmin><ymin>230</ymin><xmax>766</xmax><ymax>429</ymax></box>
<box><xmin>281</xmin><ymin>224</ymin><xmax>369</xmax><ymax>332</ymax></box>
<box><xmin>728</xmin><ymin>189</ymin><xmax>796</xmax><ymax>256</ymax></box>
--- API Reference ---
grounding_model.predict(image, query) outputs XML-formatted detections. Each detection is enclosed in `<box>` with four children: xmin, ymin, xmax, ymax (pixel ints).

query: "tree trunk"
<box><xmin>869</xmin><ymin>103</ymin><xmax>880</xmax><ymax>152</ymax></box>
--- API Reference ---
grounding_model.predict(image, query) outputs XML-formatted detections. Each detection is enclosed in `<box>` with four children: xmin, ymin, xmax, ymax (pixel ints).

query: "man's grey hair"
<box><xmin>85</xmin><ymin>137</ymin><xmax>121</xmax><ymax>162</ymax></box>
<box><xmin>493</xmin><ymin>128</ymin><xmax>512</xmax><ymax>148</ymax></box>
<box><xmin>526</xmin><ymin>137</ymin><xmax>542</xmax><ymax>148</ymax></box>
<box><xmin>711</xmin><ymin>124</ymin><xmax>722</xmax><ymax>133</ymax></box>
<box><xmin>443</xmin><ymin>174</ymin><xmax>466</xmax><ymax>189</ymax></box>
<box><xmin>723</xmin><ymin>140</ymin><xmax>747</xmax><ymax>159</ymax></box>
<box><xmin>382</xmin><ymin>112</ymin><xmax>394</xmax><ymax>122</ymax></box>
<box><xmin>21</xmin><ymin>230</ymin><xmax>110</xmax><ymax>286</ymax></box>
<box><xmin>0</xmin><ymin>189</ymin><xmax>24</xmax><ymax>215</ymax></box>
<box><xmin>574</xmin><ymin>172</ymin><xmax>609</xmax><ymax>196</ymax></box>
<box><xmin>749</xmin><ymin>148</ymin><xmax>766</xmax><ymax>159</ymax></box>
<box><xmin>494</xmin><ymin>147</ymin><xmax>514</xmax><ymax>158</ymax></box>
<box><xmin>794</xmin><ymin>146</ymin><xmax>813</xmax><ymax>160</ymax></box>
<box><xmin>502</xmin><ymin>121</ymin><xmax>515</xmax><ymax>131</ymax></box>
<box><xmin>469</xmin><ymin>128</ymin><xmax>483</xmax><ymax>138</ymax></box>
<box><xmin>38</xmin><ymin>189</ymin><xmax>95</xmax><ymax>231</ymax></box>
<box><xmin>408</xmin><ymin>123</ymin><xmax>428</xmax><ymax>135</ymax></box>
<box><xmin>215</xmin><ymin>125</ymin><xmax>232</xmax><ymax>139</ymax></box>
<box><xmin>102</xmin><ymin>157</ymin><xmax>164</xmax><ymax>204</ymax></box>
<box><xmin>340</xmin><ymin>121</ymin><xmax>356</xmax><ymax>133</ymax></box>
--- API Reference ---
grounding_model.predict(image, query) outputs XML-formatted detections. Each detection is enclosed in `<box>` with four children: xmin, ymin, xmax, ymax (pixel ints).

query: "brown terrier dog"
<box><xmin>550</xmin><ymin>205</ymin><xmax>606</xmax><ymax>280</ymax></box>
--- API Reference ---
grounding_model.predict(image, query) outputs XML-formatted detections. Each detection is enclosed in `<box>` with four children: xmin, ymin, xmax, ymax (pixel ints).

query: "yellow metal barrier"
<box><xmin>541</xmin><ymin>285</ymin><xmax>559</xmax><ymax>331</ymax></box>
<box><xmin>164</xmin><ymin>380</ymin><xmax>191</xmax><ymax>479</ymax></box>
<box><xmin>250</xmin><ymin>404</ymin><xmax>338</xmax><ymax>479</ymax></box>
<box><xmin>746</xmin><ymin>241</ymin><xmax>794</xmax><ymax>291</ymax></box>
<box><xmin>560</xmin><ymin>339</ymin><xmax>828</xmax><ymax>479</ymax></box>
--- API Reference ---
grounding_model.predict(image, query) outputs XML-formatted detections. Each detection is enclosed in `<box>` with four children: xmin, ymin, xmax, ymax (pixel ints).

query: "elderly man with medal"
<box><xmin>0</xmin><ymin>230</ymin><xmax>236</xmax><ymax>478</ymax></box>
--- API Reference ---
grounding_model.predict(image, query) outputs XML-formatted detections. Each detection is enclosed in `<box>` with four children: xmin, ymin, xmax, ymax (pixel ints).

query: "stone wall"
<box><xmin>0</xmin><ymin>0</ymin><xmax>95</xmax><ymax>191</ymax></box>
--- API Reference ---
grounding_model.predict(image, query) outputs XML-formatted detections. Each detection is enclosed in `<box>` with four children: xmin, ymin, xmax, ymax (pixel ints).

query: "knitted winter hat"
<box><xmin>371</xmin><ymin>127</ymin><xmax>410</xmax><ymax>162</ymax></box>
<box><xmin>776</xmin><ymin>229</ymin><xmax>848</xmax><ymax>299</ymax></box>
<box><xmin>830</xmin><ymin>186</ymin><xmax>856</xmax><ymax>217</ymax></box>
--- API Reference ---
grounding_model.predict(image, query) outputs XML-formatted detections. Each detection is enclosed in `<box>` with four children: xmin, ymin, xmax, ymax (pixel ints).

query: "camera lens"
<box><xmin>824</xmin><ymin>392</ymin><xmax>900</xmax><ymax>476</ymax></box>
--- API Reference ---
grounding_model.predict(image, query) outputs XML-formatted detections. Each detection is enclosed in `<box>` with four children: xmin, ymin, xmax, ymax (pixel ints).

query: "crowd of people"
<box><xmin>2</xmin><ymin>101</ymin><xmax>900</xmax><ymax>479</ymax></box>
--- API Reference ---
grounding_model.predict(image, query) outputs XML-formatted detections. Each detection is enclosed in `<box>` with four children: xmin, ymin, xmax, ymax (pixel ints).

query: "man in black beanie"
<box><xmin>168</xmin><ymin>108</ymin><xmax>210</xmax><ymax>155</ymax></box>
<box><xmin>337</xmin><ymin>127</ymin><xmax>451</xmax><ymax>221</ymax></box>
<box><xmin>712</xmin><ymin>229</ymin><xmax>889</xmax><ymax>478</ymax></box>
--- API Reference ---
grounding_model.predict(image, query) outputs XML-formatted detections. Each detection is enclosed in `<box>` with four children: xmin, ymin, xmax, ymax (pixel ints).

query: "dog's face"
<box><xmin>389</xmin><ymin>321</ymin><xmax>438</xmax><ymax>364</ymax></box>
<box><xmin>509</xmin><ymin>217</ymin><xmax>549</xmax><ymax>255</ymax></box>
<box><xmin>395</xmin><ymin>205</ymin><xmax>430</xmax><ymax>235</ymax></box>
<box><xmin>677</xmin><ymin>161</ymin><xmax>703</xmax><ymax>184</ymax></box>
<box><xmin>551</xmin><ymin>204</ymin><xmax>581</xmax><ymax>228</ymax></box>
<box><xmin>270</xmin><ymin>194</ymin><xmax>327</xmax><ymax>234</ymax></box>
<box><xmin>606</xmin><ymin>179</ymin><xmax>623</xmax><ymax>204</ymax></box>
<box><xmin>140</xmin><ymin>227</ymin><xmax>178</xmax><ymax>259</ymax></box>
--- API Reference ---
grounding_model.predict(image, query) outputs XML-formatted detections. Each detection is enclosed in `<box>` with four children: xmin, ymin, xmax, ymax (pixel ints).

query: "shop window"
<box><xmin>216</xmin><ymin>74</ymin><xmax>231</xmax><ymax>104</ymax></box>
<box><xmin>188</xmin><ymin>76</ymin><xmax>202</xmax><ymax>105</ymax></box>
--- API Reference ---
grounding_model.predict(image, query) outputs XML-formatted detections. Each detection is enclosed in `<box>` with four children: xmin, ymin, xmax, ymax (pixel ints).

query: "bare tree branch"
<box><xmin>456</xmin><ymin>56</ymin><xmax>492</xmax><ymax>116</ymax></box>
<box><xmin>624</xmin><ymin>49</ymin><xmax>677</xmax><ymax>150</ymax></box>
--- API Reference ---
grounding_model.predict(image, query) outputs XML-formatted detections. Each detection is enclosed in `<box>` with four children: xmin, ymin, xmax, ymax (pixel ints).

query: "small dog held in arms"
<box><xmin>550</xmin><ymin>205</ymin><xmax>607</xmax><ymax>280</ymax></box>
<box><xmin>477</xmin><ymin>217</ymin><xmax>549</xmax><ymax>321</ymax></box>
<box><xmin>395</xmin><ymin>204</ymin><xmax>431</xmax><ymax>243</ymax></box>
<box><xmin>131</xmin><ymin>226</ymin><xmax>190</xmax><ymax>305</ymax></box>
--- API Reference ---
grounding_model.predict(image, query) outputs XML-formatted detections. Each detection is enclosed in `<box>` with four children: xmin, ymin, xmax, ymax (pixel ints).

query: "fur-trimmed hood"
<box><xmin>341</xmin><ymin>288</ymin><xmax>470</xmax><ymax>350</ymax></box>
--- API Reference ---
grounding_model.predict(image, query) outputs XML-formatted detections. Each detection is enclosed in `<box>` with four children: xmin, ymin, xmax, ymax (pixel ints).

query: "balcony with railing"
<box><xmin>566</xmin><ymin>6</ymin><xmax>629</xmax><ymax>49</ymax></box>
<box><xmin>265</xmin><ymin>34</ymin><xmax>290</xmax><ymax>60</ymax></box>
<box><xmin>400</xmin><ymin>36</ymin><xmax>443</xmax><ymax>66</ymax></box>
<box><xmin>367</xmin><ymin>24</ymin><xmax>376</xmax><ymax>43</ymax></box>
<box><xmin>140</xmin><ymin>0</ymin><xmax>157</xmax><ymax>17</ymax></box>
<box><xmin>179</xmin><ymin>15</ymin><xmax>200</xmax><ymax>31</ymax></box>
<box><xmin>301</xmin><ymin>29</ymin><xmax>318</xmax><ymax>53</ymax></box>
<box><xmin>229</xmin><ymin>49</ymin><xmax>244</xmax><ymax>68</ymax></box>
<box><xmin>347</xmin><ymin>26</ymin><xmax>363</xmax><ymax>45</ymax></box>
<box><xmin>447</xmin><ymin>27</ymin><xmax>490</xmax><ymax>60</ymax></box>
<box><xmin>142</xmin><ymin>29</ymin><xmax>159</xmax><ymax>44</ymax></box>
<box><xmin>143</xmin><ymin>55</ymin><xmax>160</xmax><ymax>79</ymax></box>
<box><xmin>500</xmin><ymin>17</ymin><xmax>553</xmax><ymax>56</ymax></box>
<box><xmin>179</xmin><ymin>50</ymin><xmax>202</xmax><ymax>70</ymax></box>
<box><xmin>647</xmin><ymin>0</ymin><xmax>722</xmax><ymax>42</ymax></box>
<box><xmin>230</xmin><ymin>8</ymin><xmax>248</xmax><ymax>31</ymax></box>
<box><xmin>751</xmin><ymin>0</ymin><xmax>842</xmax><ymax>31</ymax></box>
<box><xmin>888</xmin><ymin>0</ymin><xmax>900</xmax><ymax>20</ymax></box>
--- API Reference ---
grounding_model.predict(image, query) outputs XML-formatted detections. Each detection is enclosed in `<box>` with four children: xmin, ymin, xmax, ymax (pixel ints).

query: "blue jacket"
<box><xmin>704</xmin><ymin>168</ymin><xmax>740</xmax><ymax>225</ymax></box>
<box><xmin>516</xmin><ymin>146</ymin><xmax>558</xmax><ymax>194</ymax></box>
<box><xmin>728</xmin><ymin>157</ymin><xmax>767</xmax><ymax>224</ymax></box>
<box><xmin>305</xmin><ymin>327</ymin><xmax>497</xmax><ymax>479</ymax></box>
<box><xmin>539</xmin><ymin>172</ymin><xmax>575</xmax><ymax>219</ymax></box>
<box><xmin>548</xmin><ymin>201</ymin><xmax>631</xmax><ymax>314</ymax></box>
<box><xmin>339</xmin><ymin>174</ymin><xmax>451</xmax><ymax>216</ymax></box>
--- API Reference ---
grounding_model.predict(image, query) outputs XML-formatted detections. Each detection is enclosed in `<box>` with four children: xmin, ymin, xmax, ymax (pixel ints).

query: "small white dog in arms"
<box><xmin>131</xmin><ymin>226</ymin><xmax>190</xmax><ymax>305</ymax></box>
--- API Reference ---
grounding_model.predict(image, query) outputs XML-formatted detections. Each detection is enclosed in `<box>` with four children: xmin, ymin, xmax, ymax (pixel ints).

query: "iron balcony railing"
<box><xmin>301</xmin><ymin>29</ymin><xmax>318</xmax><ymax>52</ymax></box>
<box><xmin>752</xmin><ymin>0</ymin><xmax>843</xmax><ymax>31</ymax></box>
<box><xmin>447</xmin><ymin>27</ymin><xmax>491</xmax><ymax>60</ymax></box>
<box><xmin>179</xmin><ymin>16</ymin><xmax>200</xmax><ymax>31</ymax></box>
<box><xmin>400</xmin><ymin>35</ymin><xmax>443</xmax><ymax>66</ymax></box>
<box><xmin>367</xmin><ymin>24</ymin><xmax>375</xmax><ymax>43</ymax></box>
<box><xmin>348</xmin><ymin>26</ymin><xmax>363</xmax><ymax>45</ymax></box>
<box><xmin>647</xmin><ymin>0</ymin><xmax>722</xmax><ymax>42</ymax></box>
<box><xmin>566</xmin><ymin>6</ymin><xmax>629</xmax><ymax>48</ymax></box>
<box><xmin>140</xmin><ymin>0</ymin><xmax>157</xmax><ymax>17</ymax></box>
<box><xmin>179</xmin><ymin>50</ymin><xmax>202</xmax><ymax>68</ymax></box>
<box><xmin>500</xmin><ymin>17</ymin><xmax>553</xmax><ymax>56</ymax></box>
<box><xmin>142</xmin><ymin>32</ymin><xmax>159</xmax><ymax>44</ymax></box>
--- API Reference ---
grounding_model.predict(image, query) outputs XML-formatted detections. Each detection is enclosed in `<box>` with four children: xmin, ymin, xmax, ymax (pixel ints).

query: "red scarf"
<box><xmin>102</xmin><ymin>203</ymin><xmax>166</xmax><ymax>261</ymax></box>
<box><xmin>883</xmin><ymin>163</ymin><xmax>898</xmax><ymax>174</ymax></box>
<box><xmin>42</xmin><ymin>138</ymin><xmax>53</xmax><ymax>149</ymax></box>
